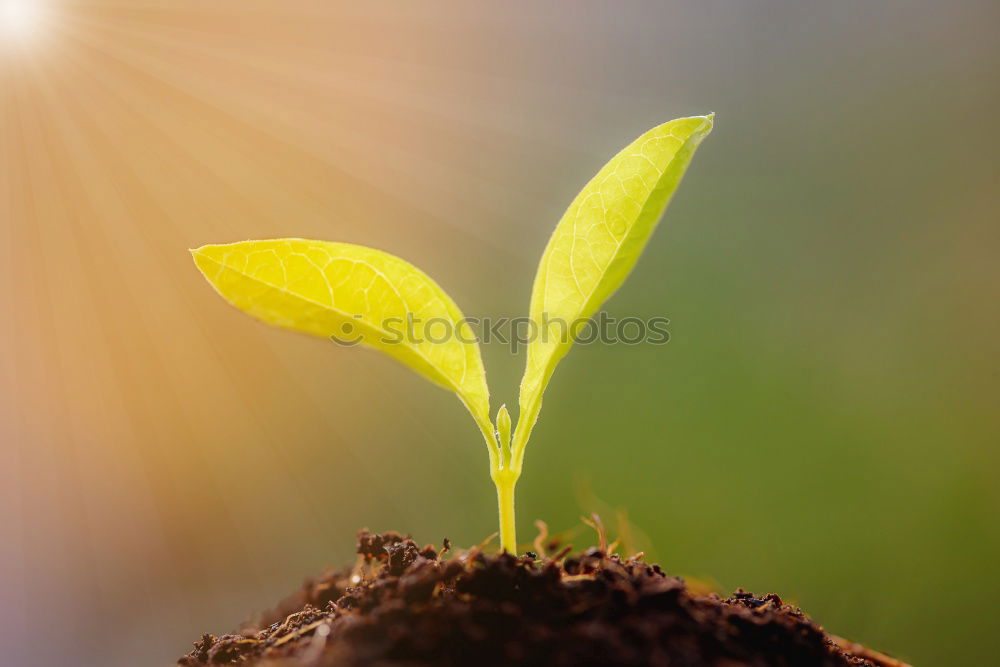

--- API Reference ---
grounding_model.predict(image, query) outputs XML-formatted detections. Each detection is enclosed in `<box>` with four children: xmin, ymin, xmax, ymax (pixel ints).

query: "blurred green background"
<box><xmin>2</xmin><ymin>2</ymin><xmax>997</xmax><ymax>665</ymax></box>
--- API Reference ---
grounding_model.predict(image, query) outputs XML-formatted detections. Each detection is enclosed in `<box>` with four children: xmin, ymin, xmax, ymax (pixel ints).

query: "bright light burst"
<box><xmin>1</xmin><ymin>0</ymin><xmax>45</xmax><ymax>43</ymax></box>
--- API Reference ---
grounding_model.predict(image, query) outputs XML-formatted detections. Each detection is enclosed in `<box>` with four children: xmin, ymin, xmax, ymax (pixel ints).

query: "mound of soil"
<box><xmin>178</xmin><ymin>530</ymin><xmax>906</xmax><ymax>667</ymax></box>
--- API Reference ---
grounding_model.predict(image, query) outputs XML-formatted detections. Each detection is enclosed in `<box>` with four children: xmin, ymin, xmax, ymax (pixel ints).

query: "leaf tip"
<box><xmin>189</xmin><ymin>244</ymin><xmax>220</xmax><ymax>279</ymax></box>
<box><xmin>189</xmin><ymin>244</ymin><xmax>213</xmax><ymax>258</ymax></box>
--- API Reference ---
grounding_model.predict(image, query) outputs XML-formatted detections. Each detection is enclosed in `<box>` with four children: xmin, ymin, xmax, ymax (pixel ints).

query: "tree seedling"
<box><xmin>192</xmin><ymin>115</ymin><xmax>714</xmax><ymax>553</ymax></box>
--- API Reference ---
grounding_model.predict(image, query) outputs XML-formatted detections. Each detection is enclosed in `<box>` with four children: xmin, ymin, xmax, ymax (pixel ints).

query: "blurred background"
<box><xmin>2</xmin><ymin>1</ymin><xmax>998</xmax><ymax>664</ymax></box>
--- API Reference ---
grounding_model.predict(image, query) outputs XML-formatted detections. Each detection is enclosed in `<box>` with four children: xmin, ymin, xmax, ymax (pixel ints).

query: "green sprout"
<box><xmin>192</xmin><ymin>115</ymin><xmax>714</xmax><ymax>553</ymax></box>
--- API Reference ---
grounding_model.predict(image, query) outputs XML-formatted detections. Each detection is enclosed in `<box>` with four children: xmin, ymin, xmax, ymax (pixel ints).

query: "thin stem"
<box><xmin>468</xmin><ymin>404</ymin><xmax>519</xmax><ymax>553</ymax></box>
<box><xmin>493</xmin><ymin>471</ymin><xmax>519</xmax><ymax>553</ymax></box>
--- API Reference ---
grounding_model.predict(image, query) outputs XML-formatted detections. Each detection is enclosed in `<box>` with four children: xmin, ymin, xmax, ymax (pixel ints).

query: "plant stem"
<box><xmin>493</xmin><ymin>472</ymin><xmax>519</xmax><ymax>553</ymax></box>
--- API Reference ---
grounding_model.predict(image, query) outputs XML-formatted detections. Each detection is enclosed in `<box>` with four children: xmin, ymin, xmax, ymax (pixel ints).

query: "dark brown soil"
<box><xmin>178</xmin><ymin>530</ymin><xmax>907</xmax><ymax>667</ymax></box>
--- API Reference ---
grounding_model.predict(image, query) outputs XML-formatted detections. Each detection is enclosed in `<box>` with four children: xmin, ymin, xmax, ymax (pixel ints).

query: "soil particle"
<box><xmin>178</xmin><ymin>530</ymin><xmax>906</xmax><ymax>667</ymax></box>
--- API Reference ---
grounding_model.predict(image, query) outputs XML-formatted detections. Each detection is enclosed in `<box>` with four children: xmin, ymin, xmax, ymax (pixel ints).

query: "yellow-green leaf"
<box><xmin>191</xmin><ymin>239</ymin><xmax>493</xmax><ymax>436</ymax></box>
<box><xmin>512</xmin><ymin>115</ymin><xmax>714</xmax><ymax>464</ymax></box>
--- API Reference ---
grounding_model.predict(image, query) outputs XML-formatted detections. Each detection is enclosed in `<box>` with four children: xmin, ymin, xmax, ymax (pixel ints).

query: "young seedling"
<box><xmin>192</xmin><ymin>115</ymin><xmax>714</xmax><ymax>553</ymax></box>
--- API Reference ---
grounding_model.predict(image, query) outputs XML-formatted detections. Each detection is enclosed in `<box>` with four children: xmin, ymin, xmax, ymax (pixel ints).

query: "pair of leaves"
<box><xmin>192</xmin><ymin>114</ymin><xmax>714</xmax><ymax>469</ymax></box>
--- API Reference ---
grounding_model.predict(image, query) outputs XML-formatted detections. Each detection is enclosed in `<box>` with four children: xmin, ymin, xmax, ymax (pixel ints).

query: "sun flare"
<box><xmin>1</xmin><ymin>0</ymin><xmax>45</xmax><ymax>43</ymax></box>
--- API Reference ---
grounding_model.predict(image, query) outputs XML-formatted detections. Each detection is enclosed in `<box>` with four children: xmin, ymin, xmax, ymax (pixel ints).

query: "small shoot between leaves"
<box><xmin>496</xmin><ymin>404</ymin><xmax>513</xmax><ymax>469</ymax></box>
<box><xmin>192</xmin><ymin>115</ymin><xmax>714</xmax><ymax>554</ymax></box>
